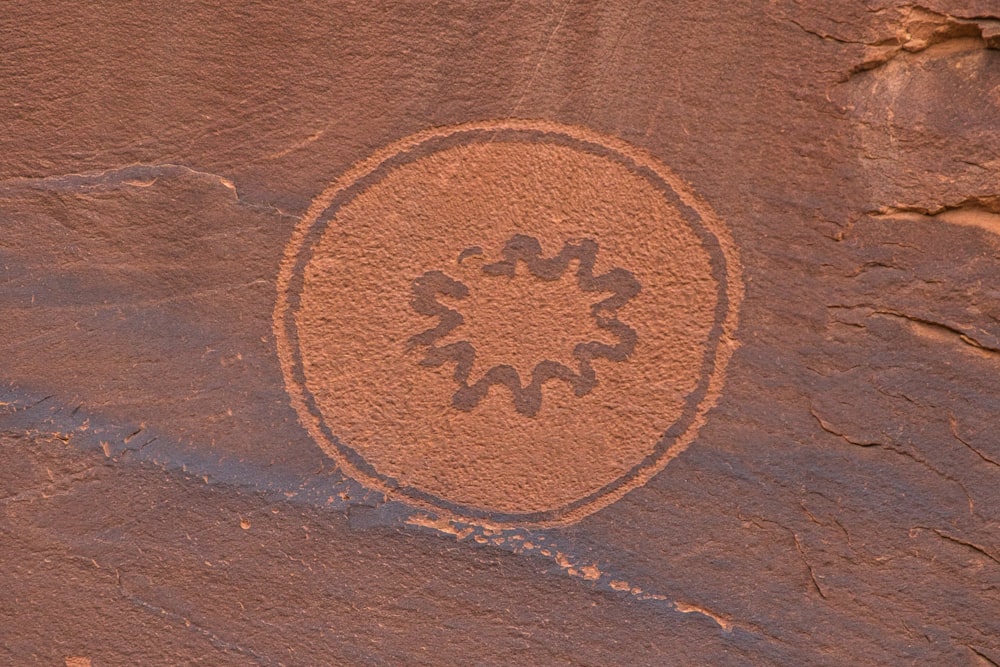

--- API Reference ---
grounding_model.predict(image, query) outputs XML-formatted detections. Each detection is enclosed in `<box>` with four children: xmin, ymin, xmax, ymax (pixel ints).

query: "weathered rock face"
<box><xmin>2</xmin><ymin>2</ymin><xmax>999</xmax><ymax>665</ymax></box>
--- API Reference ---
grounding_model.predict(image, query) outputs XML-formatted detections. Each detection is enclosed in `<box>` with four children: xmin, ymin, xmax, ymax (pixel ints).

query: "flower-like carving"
<box><xmin>409</xmin><ymin>234</ymin><xmax>640</xmax><ymax>417</ymax></box>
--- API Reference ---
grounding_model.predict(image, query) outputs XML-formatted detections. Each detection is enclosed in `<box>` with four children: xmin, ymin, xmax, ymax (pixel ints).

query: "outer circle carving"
<box><xmin>274</xmin><ymin>119</ymin><xmax>743</xmax><ymax>527</ymax></box>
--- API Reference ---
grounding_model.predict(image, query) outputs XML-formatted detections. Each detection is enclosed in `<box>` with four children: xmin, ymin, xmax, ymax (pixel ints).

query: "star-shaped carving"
<box><xmin>409</xmin><ymin>234</ymin><xmax>640</xmax><ymax>417</ymax></box>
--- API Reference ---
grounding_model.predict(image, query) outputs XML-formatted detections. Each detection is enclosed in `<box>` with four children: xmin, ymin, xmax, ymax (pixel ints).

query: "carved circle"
<box><xmin>274</xmin><ymin>119</ymin><xmax>743</xmax><ymax>527</ymax></box>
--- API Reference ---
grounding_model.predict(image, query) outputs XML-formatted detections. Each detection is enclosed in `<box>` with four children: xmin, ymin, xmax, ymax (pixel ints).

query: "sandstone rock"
<box><xmin>2</xmin><ymin>2</ymin><xmax>998</xmax><ymax>664</ymax></box>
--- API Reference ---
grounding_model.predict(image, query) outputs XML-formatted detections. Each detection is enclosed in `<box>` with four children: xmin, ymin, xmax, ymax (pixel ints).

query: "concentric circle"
<box><xmin>275</xmin><ymin>119</ymin><xmax>742</xmax><ymax>527</ymax></box>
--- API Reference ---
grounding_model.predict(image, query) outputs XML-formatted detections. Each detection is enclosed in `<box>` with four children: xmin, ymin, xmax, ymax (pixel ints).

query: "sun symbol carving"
<box><xmin>408</xmin><ymin>234</ymin><xmax>640</xmax><ymax>417</ymax></box>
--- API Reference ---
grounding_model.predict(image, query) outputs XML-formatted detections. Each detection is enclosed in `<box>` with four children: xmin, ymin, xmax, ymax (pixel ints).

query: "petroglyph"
<box><xmin>409</xmin><ymin>235</ymin><xmax>640</xmax><ymax>417</ymax></box>
<box><xmin>275</xmin><ymin>119</ymin><xmax>742</xmax><ymax>526</ymax></box>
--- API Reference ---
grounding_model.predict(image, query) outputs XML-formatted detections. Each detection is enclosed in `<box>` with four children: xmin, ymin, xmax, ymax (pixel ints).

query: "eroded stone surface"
<box><xmin>2</xmin><ymin>2</ymin><xmax>999</xmax><ymax>665</ymax></box>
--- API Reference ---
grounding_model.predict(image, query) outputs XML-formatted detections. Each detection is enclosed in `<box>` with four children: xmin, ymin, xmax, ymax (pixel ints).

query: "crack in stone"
<box><xmin>826</xmin><ymin>304</ymin><xmax>1000</xmax><ymax>355</ymax></box>
<box><xmin>779</xmin><ymin>5</ymin><xmax>1000</xmax><ymax>80</ymax></box>
<box><xmin>810</xmin><ymin>408</ymin><xmax>882</xmax><ymax>447</ymax></box>
<box><xmin>409</xmin><ymin>234</ymin><xmax>640</xmax><ymax>417</ymax></box>
<box><xmin>872</xmin><ymin>196</ymin><xmax>1000</xmax><ymax>217</ymax></box>
<box><xmin>786</xmin><ymin>525</ymin><xmax>830</xmax><ymax>599</ymax></box>
<box><xmin>810</xmin><ymin>405</ymin><xmax>977</xmax><ymax>512</ymax></box>
<box><xmin>738</xmin><ymin>513</ymin><xmax>829</xmax><ymax>600</ymax></box>
<box><xmin>115</xmin><ymin>569</ymin><xmax>275</xmax><ymax>665</ymax></box>
<box><xmin>404</xmin><ymin>513</ymin><xmax>763</xmax><ymax>636</ymax></box>
<box><xmin>852</xmin><ymin>431</ymin><xmax>947</xmax><ymax>480</ymax></box>
<box><xmin>872</xmin><ymin>198</ymin><xmax>1000</xmax><ymax>238</ymax></box>
<box><xmin>0</xmin><ymin>163</ymin><xmax>236</xmax><ymax>194</ymax></box>
<box><xmin>0</xmin><ymin>163</ymin><xmax>296</xmax><ymax>220</ymax></box>
<box><xmin>917</xmin><ymin>527</ymin><xmax>1000</xmax><ymax>567</ymax></box>
<box><xmin>949</xmin><ymin>414</ymin><xmax>1000</xmax><ymax>470</ymax></box>
<box><xmin>876</xmin><ymin>310</ymin><xmax>1000</xmax><ymax>354</ymax></box>
<box><xmin>969</xmin><ymin>645</ymin><xmax>1000</xmax><ymax>667</ymax></box>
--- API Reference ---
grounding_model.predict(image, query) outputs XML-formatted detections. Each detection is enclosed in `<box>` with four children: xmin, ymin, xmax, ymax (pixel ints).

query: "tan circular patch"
<box><xmin>275</xmin><ymin>120</ymin><xmax>742</xmax><ymax>527</ymax></box>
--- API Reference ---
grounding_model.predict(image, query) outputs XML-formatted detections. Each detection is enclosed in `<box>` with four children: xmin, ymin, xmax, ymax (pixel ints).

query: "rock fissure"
<box><xmin>115</xmin><ymin>569</ymin><xmax>275</xmax><ymax>666</ymax></box>
<box><xmin>783</xmin><ymin>5</ymin><xmax>1000</xmax><ymax>80</ymax></box>
<box><xmin>919</xmin><ymin>528</ymin><xmax>1000</xmax><ymax>567</ymax></box>
<box><xmin>949</xmin><ymin>415</ymin><xmax>1000</xmax><ymax>470</ymax></box>
<box><xmin>0</xmin><ymin>163</ymin><xmax>296</xmax><ymax>220</ymax></box>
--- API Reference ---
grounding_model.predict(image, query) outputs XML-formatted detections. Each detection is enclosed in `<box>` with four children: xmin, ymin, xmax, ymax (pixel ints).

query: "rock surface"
<box><xmin>3</xmin><ymin>2</ymin><xmax>1000</xmax><ymax>665</ymax></box>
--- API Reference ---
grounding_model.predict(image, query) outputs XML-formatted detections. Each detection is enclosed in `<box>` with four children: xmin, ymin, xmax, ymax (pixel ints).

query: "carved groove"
<box><xmin>409</xmin><ymin>234</ymin><xmax>640</xmax><ymax>417</ymax></box>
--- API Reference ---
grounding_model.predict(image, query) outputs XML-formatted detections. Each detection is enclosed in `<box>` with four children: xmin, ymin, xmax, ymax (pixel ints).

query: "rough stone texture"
<box><xmin>2</xmin><ymin>2</ymin><xmax>1000</xmax><ymax>665</ymax></box>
